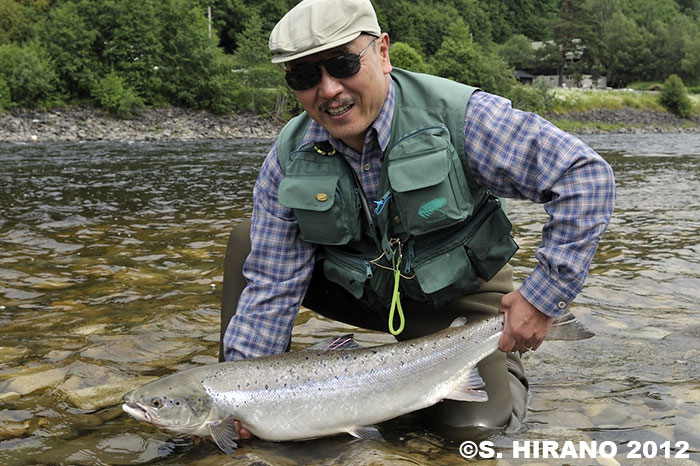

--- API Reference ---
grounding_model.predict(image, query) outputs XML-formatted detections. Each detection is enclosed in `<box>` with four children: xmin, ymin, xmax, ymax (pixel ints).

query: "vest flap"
<box><xmin>388</xmin><ymin>148</ymin><xmax>450</xmax><ymax>192</ymax></box>
<box><xmin>413</xmin><ymin>245</ymin><xmax>474</xmax><ymax>294</ymax></box>
<box><xmin>278</xmin><ymin>175</ymin><xmax>339</xmax><ymax>212</ymax></box>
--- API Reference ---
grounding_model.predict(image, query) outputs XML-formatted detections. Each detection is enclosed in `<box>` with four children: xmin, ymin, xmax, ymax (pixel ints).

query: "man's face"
<box><xmin>288</xmin><ymin>34</ymin><xmax>392</xmax><ymax>152</ymax></box>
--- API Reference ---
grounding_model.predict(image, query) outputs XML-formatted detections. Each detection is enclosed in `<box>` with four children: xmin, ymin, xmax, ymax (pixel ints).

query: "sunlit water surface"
<box><xmin>1</xmin><ymin>134</ymin><xmax>698</xmax><ymax>465</ymax></box>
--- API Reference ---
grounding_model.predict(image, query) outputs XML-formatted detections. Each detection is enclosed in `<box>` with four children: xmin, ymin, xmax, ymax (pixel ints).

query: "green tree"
<box><xmin>40</xmin><ymin>1</ymin><xmax>99</xmax><ymax>98</ymax></box>
<box><xmin>659</xmin><ymin>74</ymin><xmax>694</xmax><ymax>117</ymax></box>
<box><xmin>157</xmin><ymin>0</ymin><xmax>238</xmax><ymax>111</ymax></box>
<box><xmin>232</xmin><ymin>12</ymin><xmax>289</xmax><ymax>116</ymax></box>
<box><xmin>498</xmin><ymin>34</ymin><xmax>537</xmax><ymax>70</ymax></box>
<box><xmin>681</xmin><ymin>34</ymin><xmax>700</xmax><ymax>84</ymax></box>
<box><xmin>0</xmin><ymin>0</ymin><xmax>25</xmax><ymax>44</ymax></box>
<box><xmin>602</xmin><ymin>11</ymin><xmax>651</xmax><ymax>87</ymax></box>
<box><xmin>389</xmin><ymin>42</ymin><xmax>434</xmax><ymax>74</ymax></box>
<box><xmin>431</xmin><ymin>20</ymin><xmax>515</xmax><ymax>94</ymax></box>
<box><xmin>551</xmin><ymin>0</ymin><xmax>602</xmax><ymax>86</ymax></box>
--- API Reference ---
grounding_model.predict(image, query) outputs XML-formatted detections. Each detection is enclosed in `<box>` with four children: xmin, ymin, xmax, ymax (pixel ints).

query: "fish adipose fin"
<box><xmin>347</xmin><ymin>426</ymin><xmax>383</xmax><ymax>440</ymax></box>
<box><xmin>445</xmin><ymin>367</ymin><xmax>488</xmax><ymax>402</ymax></box>
<box><xmin>306</xmin><ymin>334</ymin><xmax>363</xmax><ymax>351</ymax></box>
<box><xmin>208</xmin><ymin>417</ymin><xmax>239</xmax><ymax>454</ymax></box>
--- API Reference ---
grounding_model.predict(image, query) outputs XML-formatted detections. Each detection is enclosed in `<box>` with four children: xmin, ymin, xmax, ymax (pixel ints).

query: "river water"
<box><xmin>0</xmin><ymin>133</ymin><xmax>698</xmax><ymax>465</ymax></box>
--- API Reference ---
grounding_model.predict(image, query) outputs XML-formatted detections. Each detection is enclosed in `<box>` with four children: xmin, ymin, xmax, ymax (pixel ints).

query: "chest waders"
<box><xmin>276</xmin><ymin>68</ymin><xmax>519</xmax><ymax>334</ymax></box>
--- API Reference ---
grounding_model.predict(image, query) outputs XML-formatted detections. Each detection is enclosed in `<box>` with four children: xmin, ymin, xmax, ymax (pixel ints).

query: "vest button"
<box><xmin>316</xmin><ymin>193</ymin><xmax>329</xmax><ymax>202</ymax></box>
<box><xmin>393</xmin><ymin>216</ymin><xmax>401</xmax><ymax>224</ymax></box>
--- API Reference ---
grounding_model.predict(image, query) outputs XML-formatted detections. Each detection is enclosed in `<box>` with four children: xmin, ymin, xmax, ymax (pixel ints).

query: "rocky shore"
<box><xmin>545</xmin><ymin>107</ymin><xmax>700</xmax><ymax>134</ymax></box>
<box><xmin>0</xmin><ymin>106</ymin><xmax>285</xmax><ymax>143</ymax></box>
<box><xmin>1</xmin><ymin>105</ymin><xmax>698</xmax><ymax>143</ymax></box>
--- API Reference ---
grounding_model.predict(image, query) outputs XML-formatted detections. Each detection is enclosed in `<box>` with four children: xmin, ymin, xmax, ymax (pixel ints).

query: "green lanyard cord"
<box><xmin>388</xmin><ymin>251</ymin><xmax>406</xmax><ymax>336</ymax></box>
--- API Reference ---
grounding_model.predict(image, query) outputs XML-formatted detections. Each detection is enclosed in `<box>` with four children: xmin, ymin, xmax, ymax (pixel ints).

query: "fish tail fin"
<box><xmin>547</xmin><ymin>311</ymin><xmax>594</xmax><ymax>341</ymax></box>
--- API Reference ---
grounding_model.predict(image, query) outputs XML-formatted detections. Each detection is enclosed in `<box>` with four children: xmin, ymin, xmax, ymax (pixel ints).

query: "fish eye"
<box><xmin>150</xmin><ymin>397</ymin><xmax>163</xmax><ymax>408</ymax></box>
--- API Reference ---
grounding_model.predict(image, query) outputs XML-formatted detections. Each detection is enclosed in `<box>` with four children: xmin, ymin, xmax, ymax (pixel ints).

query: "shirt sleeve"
<box><xmin>463</xmin><ymin>91</ymin><xmax>615</xmax><ymax>317</ymax></box>
<box><xmin>222</xmin><ymin>143</ymin><xmax>317</xmax><ymax>361</ymax></box>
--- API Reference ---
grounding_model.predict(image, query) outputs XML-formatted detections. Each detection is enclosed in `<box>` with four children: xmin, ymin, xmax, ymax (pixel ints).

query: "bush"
<box><xmin>0</xmin><ymin>76</ymin><xmax>10</xmax><ymax>110</ymax></box>
<box><xmin>659</xmin><ymin>74</ymin><xmax>693</xmax><ymax>118</ymax></box>
<box><xmin>91</xmin><ymin>72</ymin><xmax>144</xmax><ymax>118</ymax></box>
<box><xmin>0</xmin><ymin>42</ymin><xmax>58</xmax><ymax>108</ymax></box>
<box><xmin>504</xmin><ymin>83</ymin><xmax>554</xmax><ymax>113</ymax></box>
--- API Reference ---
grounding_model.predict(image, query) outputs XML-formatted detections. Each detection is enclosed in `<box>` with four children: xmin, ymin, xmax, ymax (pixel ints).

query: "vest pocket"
<box><xmin>278</xmin><ymin>175</ymin><xmax>361</xmax><ymax>245</ymax></box>
<box><xmin>466</xmin><ymin>207</ymin><xmax>518</xmax><ymax>281</ymax></box>
<box><xmin>413</xmin><ymin>244</ymin><xmax>480</xmax><ymax>296</ymax></box>
<box><xmin>387</xmin><ymin>126</ymin><xmax>473</xmax><ymax>236</ymax></box>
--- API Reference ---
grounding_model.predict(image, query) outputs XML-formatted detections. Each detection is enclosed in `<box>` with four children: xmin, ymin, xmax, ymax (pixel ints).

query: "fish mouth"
<box><xmin>122</xmin><ymin>401</ymin><xmax>153</xmax><ymax>424</ymax></box>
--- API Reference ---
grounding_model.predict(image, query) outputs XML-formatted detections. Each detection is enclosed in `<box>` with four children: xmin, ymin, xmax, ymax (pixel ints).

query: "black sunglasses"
<box><xmin>285</xmin><ymin>37</ymin><xmax>378</xmax><ymax>91</ymax></box>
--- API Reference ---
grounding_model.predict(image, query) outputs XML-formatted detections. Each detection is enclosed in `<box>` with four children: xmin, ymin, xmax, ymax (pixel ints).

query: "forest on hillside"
<box><xmin>1</xmin><ymin>0</ymin><xmax>698</xmax><ymax>117</ymax></box>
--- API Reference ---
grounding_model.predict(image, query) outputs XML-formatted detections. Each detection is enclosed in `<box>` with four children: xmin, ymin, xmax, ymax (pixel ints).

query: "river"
<box><xmin>1</xmin><ymin>133</ymin><xmax>698</xmax><ymax>465</ymax></box>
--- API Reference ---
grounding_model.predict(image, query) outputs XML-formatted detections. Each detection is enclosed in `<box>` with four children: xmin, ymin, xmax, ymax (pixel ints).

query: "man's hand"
<box><xmin>498</xmin><ymin>290</ymin><xmax>554</xmax><ymax>353</ymax></box>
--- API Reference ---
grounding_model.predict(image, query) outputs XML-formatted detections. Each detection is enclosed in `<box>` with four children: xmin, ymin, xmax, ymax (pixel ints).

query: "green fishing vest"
<box><xmin>276</xmin><ymin>68</ymin><xmax>518</xmax><ymax>309</ymax></box>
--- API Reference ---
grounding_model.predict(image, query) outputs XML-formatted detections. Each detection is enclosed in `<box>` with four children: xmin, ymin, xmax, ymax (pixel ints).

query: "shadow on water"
<box><xmin>1</xmin><ymin>134</ymin><xmax>699</xmax><ymax>465</ymax></box>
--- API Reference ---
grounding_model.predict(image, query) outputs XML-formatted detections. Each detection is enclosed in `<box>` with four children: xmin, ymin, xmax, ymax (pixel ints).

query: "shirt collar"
<box><xmin>299</xmin><ymin>80</ymin><xmax>395</xmax><ymax>155</ymax></box>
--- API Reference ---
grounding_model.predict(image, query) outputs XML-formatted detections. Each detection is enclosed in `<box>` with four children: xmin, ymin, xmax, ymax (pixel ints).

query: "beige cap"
<box><xmin>269</xmin><ymin>0</ymin><xmax>381</xmax><ymax>64</ymax></box>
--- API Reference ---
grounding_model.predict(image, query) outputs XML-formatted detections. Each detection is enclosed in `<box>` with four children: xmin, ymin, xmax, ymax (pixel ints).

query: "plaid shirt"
<box><xmin>223</xmin><ymin>79</ymin><xmax>615</xmax><ymax>361</ymax></box>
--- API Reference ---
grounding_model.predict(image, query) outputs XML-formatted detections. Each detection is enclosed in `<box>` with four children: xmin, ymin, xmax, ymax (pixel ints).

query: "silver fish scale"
<box><xmin>200</xmin><ymin>316</ymin><xmax>504</xmax><ymax>441</ymax></box>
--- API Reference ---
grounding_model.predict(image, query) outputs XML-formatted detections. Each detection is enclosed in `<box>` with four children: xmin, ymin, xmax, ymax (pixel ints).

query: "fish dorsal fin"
<box><xmin>207</xmin><ymin>417</ymin><xmax>239</xmax><ymax>455</ymax></box>
<box><xmin>305</xmin><ymin>334</ymin><xmax>362</xmax><ymax>351</ymax></box>
<box><xmin>348</xmin><ymin>426</ymin><xmax>383</xmax><ymax>440</ymax></box>
<box><xmin>449</xmin><ymin>317</ymin><xmax>468</xmax><ymax>328</ymax></box>
<box><xmin>444</xmin><ymin>367</ymin><xmax>488</xmax><ymax>402</ymax></box>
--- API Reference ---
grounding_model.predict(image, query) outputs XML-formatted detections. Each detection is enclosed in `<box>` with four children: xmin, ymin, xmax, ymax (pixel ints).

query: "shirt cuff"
<box><xmin>518</xmin><ymin>265</ymin><xmax>576</xmax><ymax>318</ymax></box>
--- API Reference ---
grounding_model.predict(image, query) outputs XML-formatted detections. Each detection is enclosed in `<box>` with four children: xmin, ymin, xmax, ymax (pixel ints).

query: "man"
<box><xmin>220</xmin><ymin>0</ymin><xmax>615</xmax><ymax>439</ymax></box>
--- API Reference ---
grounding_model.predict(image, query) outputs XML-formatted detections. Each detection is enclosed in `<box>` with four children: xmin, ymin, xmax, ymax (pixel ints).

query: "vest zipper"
<box><xmin>404</xmin><ymin>240</ymin><xmax>415</xmax><ymax>274</ymax></box>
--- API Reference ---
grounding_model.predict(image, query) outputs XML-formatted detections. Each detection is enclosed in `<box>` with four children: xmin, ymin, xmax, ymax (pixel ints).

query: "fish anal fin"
<box><xmin>348</xmin><ymin>426</ymin><xmax>383</xmax><ymax>440</ymax></box>
<box><xmin>208</xmin><ymin>417</ymin><xmax>239</xmax><ymax>455</ymax></box>
<box><xmin>445</xmin><ymin>367</ymin><xmax>489</xmax><ymax>402</ymax></box>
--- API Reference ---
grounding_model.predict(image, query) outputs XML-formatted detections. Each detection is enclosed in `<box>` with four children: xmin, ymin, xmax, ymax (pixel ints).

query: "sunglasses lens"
<box><xmin>285</xmin><ymin>54</ymin><xmax>362</xmax><ymax>90</ymax></box>
<box><xmin>325</xmin><ymin>54</ymin><xmax>361</xmax><ymax>79</ymax></box>
<box><xmin>286</xmin><ymin>64</ymin><xmax>321</xmax><ymax>91</ymax></box>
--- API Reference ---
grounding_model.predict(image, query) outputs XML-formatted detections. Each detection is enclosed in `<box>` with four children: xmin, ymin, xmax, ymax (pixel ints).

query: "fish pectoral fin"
<box><xmin>306</xmin><ymin>334</ymin><xmax>364</xmax><ymax>351</ymax></box>
<box><xmin>207</xmin><ymin>417</ymin><xmax>239</xmax><ymax>455</ymax></box>
<box><xmin>347</xmin><ymin>426</ymin><xmax>383</xmax><ymax>440</ymax></box>
<box><xmin>445</xmin><ymin>367</ymin><xmax>489</xmax><ymax>402</ymax></box>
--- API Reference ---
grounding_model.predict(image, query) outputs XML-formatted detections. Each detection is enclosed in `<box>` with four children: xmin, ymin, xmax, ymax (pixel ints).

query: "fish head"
<box><xmin>122</xmin><ymin>376</ymin><xmax>215</xmax><ymax>436</ymax></box>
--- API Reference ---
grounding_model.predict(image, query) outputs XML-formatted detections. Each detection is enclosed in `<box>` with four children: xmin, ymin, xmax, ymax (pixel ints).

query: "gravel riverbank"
<box><xmin>0</xmin><ymin>106</ymin><xmax>285</xmax><ymax>143</ymax></box>
<box><xmin>1</xmin><ymin>105</ymin><xmax>698</xmax><ymax>143</ymax></box>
